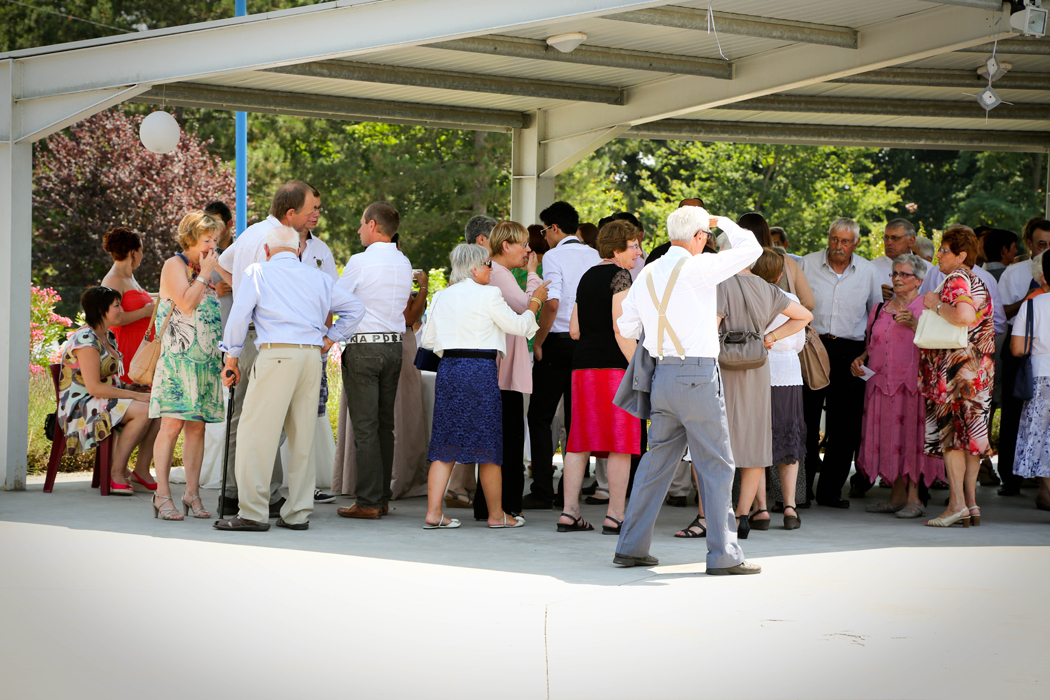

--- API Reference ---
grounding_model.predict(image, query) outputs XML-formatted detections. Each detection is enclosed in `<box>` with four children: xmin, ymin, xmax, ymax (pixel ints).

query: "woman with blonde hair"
<box><xmin>148</xmin><ymin>211</ymin><xmax>226</xmax><ymax>521</ymax></box>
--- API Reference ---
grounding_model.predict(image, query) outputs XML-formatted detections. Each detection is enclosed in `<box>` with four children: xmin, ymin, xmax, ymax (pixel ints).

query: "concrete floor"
<box><xmin>1</xmin><ymin>473</ymin><xmax>1048</xmax><ymax>700</ymax></box>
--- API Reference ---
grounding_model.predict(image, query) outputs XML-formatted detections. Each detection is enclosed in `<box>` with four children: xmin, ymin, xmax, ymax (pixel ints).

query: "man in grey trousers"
<box><xmin>614</xmin><ymin>205</ymin><xmax>763</xmax><ymax>574</ymax></box>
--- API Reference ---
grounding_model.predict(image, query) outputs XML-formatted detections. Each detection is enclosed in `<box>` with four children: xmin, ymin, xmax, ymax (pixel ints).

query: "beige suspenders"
<box><xmin>646</xmin><ymin>258</ymin><xmax>687</xmax><ymax>360</ymax></box>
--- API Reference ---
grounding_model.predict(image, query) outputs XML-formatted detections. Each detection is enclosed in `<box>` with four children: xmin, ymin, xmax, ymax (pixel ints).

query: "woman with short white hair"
<box><xmin>420</xmin><ymin>244</ymin><xmax>549</xmax><ymax>529</ymax></box>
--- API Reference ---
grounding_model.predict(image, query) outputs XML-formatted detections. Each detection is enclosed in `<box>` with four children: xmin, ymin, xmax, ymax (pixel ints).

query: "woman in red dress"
<box><xmin>102</xmin><ymin>227</ymin><xmax>158</xmax><ymax>491</ymax></box>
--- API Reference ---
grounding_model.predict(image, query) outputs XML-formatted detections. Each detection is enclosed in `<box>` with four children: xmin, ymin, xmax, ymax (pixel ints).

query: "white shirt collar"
<box><xmin>555</xmin><ymin>235</ymin><xmax>583</xmax><ymax>248</ymax></box>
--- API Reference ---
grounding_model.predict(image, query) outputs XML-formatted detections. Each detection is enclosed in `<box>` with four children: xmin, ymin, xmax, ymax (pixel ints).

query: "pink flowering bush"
<box><xmin>30</xmin><ymin>286</ymin><xmax>72</xmax><ymax>375</ymax></box>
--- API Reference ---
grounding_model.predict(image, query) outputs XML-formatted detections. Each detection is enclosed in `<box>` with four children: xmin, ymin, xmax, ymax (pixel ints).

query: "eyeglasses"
<box><xmin>937</xmin><ymin>248</ymin><xmax>952</xmax><ymax>256</ymax></box>
<box><xmin>483</xmin><ymin>260</ymin><xmax>493</xmax><ymax>268</ymax></box>
<box><xmin>891</xmin><ymin>271</ymin><xmax>916</xmax><ymax>279</ymax></box>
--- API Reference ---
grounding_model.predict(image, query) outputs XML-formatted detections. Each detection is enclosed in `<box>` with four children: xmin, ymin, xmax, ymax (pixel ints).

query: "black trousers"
<box><xmin>474</xmin><ymin>390</ymin><xmax>525</xmax><ymax>519</ymax></box>
<box><xmin>526</xmin><ymin>335</ymin><xmax>576</xmax><ymax>503</ymax></box>
<box><xmin>996</xmin><ymin>341</ymin><xmax>1024</xmax><ymax>490</ymax></box>
<box><xmin>803</xmin><ymin>337</ymin><xmax>867</xmax><ymax>504</ymax></box>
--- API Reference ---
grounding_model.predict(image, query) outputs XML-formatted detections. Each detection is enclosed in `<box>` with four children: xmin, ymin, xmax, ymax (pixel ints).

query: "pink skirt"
<box><xmin>567</xmin><ymin>369</ymin><xmax>641</xmax><ymax>457</ymax></box>
<box><xmin>857</xmin><ymin>383</ymin><xmax>944</xmax><ymax>485</ymax></box>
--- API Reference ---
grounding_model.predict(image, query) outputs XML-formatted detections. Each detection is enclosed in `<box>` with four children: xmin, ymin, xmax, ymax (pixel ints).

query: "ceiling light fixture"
<box><xmin>1010</xmin><ymin>0</ymin><xmax>1048</xmax><ymax>37</ymax></box>
<box><xmin>546</xmin><ymin>32</ymin><xmax>587</xmax><ymax>53</ymax></box>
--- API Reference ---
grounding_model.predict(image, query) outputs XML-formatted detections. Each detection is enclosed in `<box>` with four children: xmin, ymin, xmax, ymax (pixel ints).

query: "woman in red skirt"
<box><xmin>556</xmin><ymin>220</ymin><xmax>643</xmax><ymax>534</ymax></box>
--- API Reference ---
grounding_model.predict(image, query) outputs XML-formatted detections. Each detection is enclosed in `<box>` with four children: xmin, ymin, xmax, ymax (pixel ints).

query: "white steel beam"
<box><xmin>542</xmin><ymin>4</ymin><xmax>1013</xmax><ymax>147</ymax></box>
<box><xmin>15</xmin><ymin>85</ymin><xmax>149</xmax><ymax>143</ymax></box>
<box><xmin>0</xmin><ymin>62</ymin><xmax>31</xmax><ymax>491</ymax></box>
<box><xmin>605</xmin><ymin>7</ymin><xmax>858</xmax><ymax>49</ymax></box>
<box><xmin>511</xmin><ymin>113</ymin><xmax>556</xmax><ymax>226</ymax></box>
<box><xmin>8</xmin><ymin>0</ymin><xmax>672</xmax><ymax>102</ymax></box>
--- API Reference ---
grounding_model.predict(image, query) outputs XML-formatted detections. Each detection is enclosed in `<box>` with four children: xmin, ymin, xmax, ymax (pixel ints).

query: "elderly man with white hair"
<box><xmin>215</xmin><ymin>226</ymin><xmax>364</xmax><ymax>531</ymax></box>
<box><xmin>799</xmin><ymin>218</ymin><xmax>882</xmax><ymax>508</ymax></box>
<box><xmin>872</xmin><ymin>219</ymin><xmax>918</xmax><ymax>301</ymax></box>
<box><xmin>613</xmin><ymin>205</ymin><xmax>764</xmax><ymax>574</ymax></box>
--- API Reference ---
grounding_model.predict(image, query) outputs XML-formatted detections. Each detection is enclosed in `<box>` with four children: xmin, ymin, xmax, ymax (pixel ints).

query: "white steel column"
<box><xmin>1</xmin><ymin>61</ymin><xmax>31</xmax><ymax>491</ymax></box>
<box><xmin>510</xmin><ymin>111</ymin><xmax>555</xmax><ymax>226</ymax></box>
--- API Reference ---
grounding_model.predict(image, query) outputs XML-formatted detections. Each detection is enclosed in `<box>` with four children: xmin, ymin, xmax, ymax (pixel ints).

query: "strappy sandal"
<box><xmin>895</xmin><ymin>503</ymin><xmax>925</xmax><ymax>519</ymax></box>
<box><xmin>181</xmin><ymin>492</ymin><xmax>212</xmax><ymax>519</ymax></box>
<box><xmin>674</xmin><ymin>515</ymin><xmax>707</xmax><ymax>538</ymax></box>
<box><xmin>783</xmin><ymin>504</ymin><xmax>801</xmax><ymax>530</ymax></box>
<box><xmin>443</xmin><ymin>490</ymin><xmax>472</xmax><ymax>509</ymax></box>
<box><xmin>601</xmin><ymin>516</ymin><xmax>622</xmax><ymax>536</ymax></box>
<box><xmin>555</xmin><ymin>512</ymin><xmax>594</xmax><ymax>533</ymax></box>
<box><xmin>152</xmin><ymin>495</ymin><xmax>184</xmax><ymax>521</ymax></box>
<box><xmin>748</xmin><ymin>509</ymin><xmax>771</xmax><ymax>531</ymax></box>
<box><xmin>423</xmin><ymin>514</ymin><xmax>461</xmax><ymax>529</ymax></box>
<box><xmin>489</xmin><ymin>513</ymin><xmax>526</xmax><ymax>529</ymax></box>
<box><xmin>968</xmin><ymin>506</ymin><xmax>981</xmax><ymax>526</ymax></box>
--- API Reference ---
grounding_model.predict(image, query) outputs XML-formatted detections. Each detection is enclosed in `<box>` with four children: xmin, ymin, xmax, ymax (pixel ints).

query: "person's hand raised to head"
<box><xmin>708</xmin><ymin>216</ymin><xmax>720</xmax><ymax>231</ymax></box>
<box><xmin>526</xmin><ymin>251</ymin><xmax>539</xmax><ymax>274</ymax></box>
<box><xmin>199</xmin><ymin>249</ymin><xmax>219</xmax><ymax>279</ymax></box>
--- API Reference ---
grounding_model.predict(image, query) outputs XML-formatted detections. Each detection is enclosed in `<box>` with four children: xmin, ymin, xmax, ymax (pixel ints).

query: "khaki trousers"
<box><xmin>235</xmin><ymin>347</ymin><xmax>321</xmax><ymax>525</ymax></box>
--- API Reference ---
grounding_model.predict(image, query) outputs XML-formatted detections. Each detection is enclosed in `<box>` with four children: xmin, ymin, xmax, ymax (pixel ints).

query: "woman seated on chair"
<box><xmin>56</xmin><ymin>286</ymin><xmax>160</xmax><ymax>495</ymax></box>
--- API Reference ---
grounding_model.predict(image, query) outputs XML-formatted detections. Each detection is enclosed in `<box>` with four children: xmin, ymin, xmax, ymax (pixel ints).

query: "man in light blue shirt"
<box><xmin>214</xmin><ymin>226</ymin><xmax>364</xmax><ymax>531</ymax></box>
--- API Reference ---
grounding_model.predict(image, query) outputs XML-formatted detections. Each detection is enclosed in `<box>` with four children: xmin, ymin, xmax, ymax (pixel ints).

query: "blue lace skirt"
<box><xmin>427</xmin><ymin>352</ymin><xmax>503</xmax><ymax>465</ymax></box>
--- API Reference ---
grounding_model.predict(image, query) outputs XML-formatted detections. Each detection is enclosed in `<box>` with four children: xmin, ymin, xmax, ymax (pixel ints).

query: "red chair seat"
<box><xmin>42</xmin><ymin>363</ymin><xmax>114</xmax><ymax>495</ymax></box>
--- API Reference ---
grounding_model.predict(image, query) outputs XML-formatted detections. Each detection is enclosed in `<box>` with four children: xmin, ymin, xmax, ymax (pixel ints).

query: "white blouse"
<box><xmin>421</xmin><ymin>280</ymin><xmax>539</xmax><ymax>357</ymax></box>
<box><xmin>766</xmin><ymin>291</ymin><xmax>806</xmax><ymax>387</ymax></box>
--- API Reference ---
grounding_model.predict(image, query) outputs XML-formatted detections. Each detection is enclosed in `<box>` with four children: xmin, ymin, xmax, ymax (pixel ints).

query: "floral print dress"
<box><xmin>57</xmin><ymin>327</ymin><xmax>133</xmax><ymax>454</ymax></box>
<box><xmin>918</xmin><ymin>268</ymin><xmax>995</xmax><ymax>456</ymax></box>
<box><xmin>148</xmin><ymin>256</ymin><xmax>224</xmax><ymax>422</ymax></box>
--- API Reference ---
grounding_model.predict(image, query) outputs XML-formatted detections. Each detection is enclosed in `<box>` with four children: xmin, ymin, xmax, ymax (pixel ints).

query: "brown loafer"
<box><xmin>213</xmin><ymin>516</ymin><xmax>270</xmax><ymax>531</ymax></box>
<box><xmin>337</xmin><ymin>504</ymin><xmax>382</xmax><ymax>519</ymax></box>
<box><xmin>612</xmin><ymin>553</ymin><xmax>659</xmax><ymax>567</ymax></box>
<box><xmin>379</xmin><ymin>505</ymin><xmax>389</xmax><ymax>516</ymax></box>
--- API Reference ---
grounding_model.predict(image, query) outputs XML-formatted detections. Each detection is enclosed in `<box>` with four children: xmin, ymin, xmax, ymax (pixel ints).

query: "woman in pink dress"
<box><xmin>851</xmin><ymin>254</ymin><xmax>943</xmax><ymax>519</ymax></box>
<box><xmin>101</xmin><ymin>227</ymin><xmax>158</xmax><ymax>491</ymax></box>
<box><xmin>473</xmin><ymin>221</ymin><xmax>543</xmax><ymax>520</ymax></box>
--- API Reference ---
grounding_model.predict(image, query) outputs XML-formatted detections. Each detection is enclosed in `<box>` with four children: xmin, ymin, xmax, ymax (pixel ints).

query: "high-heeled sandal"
<box><xmin>181</xmin><ymin>492</ymin><xmax>212</xmax><ymax>519</ymax></box>
<box><xmin>109</xmin><ymin>478</ymin><xmax>134</xmax><ymax>496</ymax></box>
<box><xmin>968</xmin><ymin>506</ymin><xmax>981</xmax><ymax>526</ymax></box>
<box><xmin>748</xmin><ymin>509</ymin><xmax>770</xmax><ymax>530</ymax></box>
<box><xmin>152</xmin><ymin>495</ymin><xmax>184</xmax><ymax>521</ymax></box>
<box><xmin>736</xmin><ymin>514</ymin><xmax>750</xmax><ymax>539</ymax></box>
<box><xmin>783</xmin><ymin>504</ymin><xmax>801</xmax><ymax>530</ymax></box>
<box><xmin>601</xmin><ymin>516</ymin><xmax>622</xmax><ymax>536</ymax></box>
<box><xmin>924</xmin><ymin>507</ymin><xmax>970</xmax><ymax>528</ymax></box>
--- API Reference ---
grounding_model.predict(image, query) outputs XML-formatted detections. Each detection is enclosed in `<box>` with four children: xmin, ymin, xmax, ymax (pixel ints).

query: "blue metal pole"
<box><xmin>235</xmin><ymin>0</ymin><xmax>247</xmax><ymax>235</ymax></box>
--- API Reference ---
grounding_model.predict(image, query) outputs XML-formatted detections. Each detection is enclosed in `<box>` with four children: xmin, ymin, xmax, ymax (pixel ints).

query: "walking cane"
<box><xmin>218</xmin><ymin>369</ymin><xmax>236</xmax><ymax>519</ymax></box>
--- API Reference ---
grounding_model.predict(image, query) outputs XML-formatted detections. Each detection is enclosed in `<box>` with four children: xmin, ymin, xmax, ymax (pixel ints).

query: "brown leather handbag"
<box><xmin>784</xmin><ymin>264</ymin><xmax>830</xmax><ymax>390</ymax></box>
<box><xmin>127</xmin><ymin>300</ymin><xmax>172</xmax><ymax>386</ymax></box>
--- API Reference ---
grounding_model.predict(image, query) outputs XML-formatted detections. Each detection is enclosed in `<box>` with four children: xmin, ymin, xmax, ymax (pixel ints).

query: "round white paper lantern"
<box><xmin>139</xmin><ymin>111</ymin><xmax>181</xmax><ymax>154</ymax></box>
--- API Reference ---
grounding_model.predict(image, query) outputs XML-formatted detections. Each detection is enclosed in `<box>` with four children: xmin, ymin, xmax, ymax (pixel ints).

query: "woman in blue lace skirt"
<box><xmin>421</xmin><ymin>243</ymin><xmax>548</xmax><ymax>530</ymax></box>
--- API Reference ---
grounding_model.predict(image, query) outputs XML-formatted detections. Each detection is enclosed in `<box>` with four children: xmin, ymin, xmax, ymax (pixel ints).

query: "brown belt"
<box><xmin>819</xmin><ymin>334</ymin><xmax>838</xmax><ymax>340</ymax></box>
<box><xmin>260</xmin><ymin>343</ymin><xmax>321</xmax><ymax>350</ymax></box>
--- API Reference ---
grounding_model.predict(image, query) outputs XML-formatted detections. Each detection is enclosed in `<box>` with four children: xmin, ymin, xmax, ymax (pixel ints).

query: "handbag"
<box><xmin>1014</xmin><ymin>298</ymin><xmax>1036</xmax><ymax>401</ymax></box>
<box><xmin>717</xmin><ymin>276</ymin><xmax>768</xmax><ymax>371</ymax></box>
<box><xmin>127</xmin><ymin>300</ymin><xmax>172</xmax><ymax>385</ymax></box>
<box><xmin>783</xmin><ymin>264</ymin><xmax>830</xmax><ymax>390</ymax></box>
<box><xmin>413</xmin><ymin>346</ymin><xmax>441</xmax><ymax>372</ymax></box>
<box><xmin>913</xmin><ymin>280</ymin><xmax>967</xmax><ymax>350</ymax></box>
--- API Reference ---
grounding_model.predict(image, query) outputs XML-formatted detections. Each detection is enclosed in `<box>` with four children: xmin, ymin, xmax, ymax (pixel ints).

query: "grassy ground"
<box><xmin>27</xmin><ymin>358</ymin><xmax>345</xmax><ymax>475</ymax></box>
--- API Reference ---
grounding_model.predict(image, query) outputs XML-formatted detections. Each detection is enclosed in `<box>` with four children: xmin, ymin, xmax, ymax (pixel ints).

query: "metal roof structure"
<box><xmin>1</xmin><ymin>0</ymin><xmax>1046</xmax><ymax>489</ymax></box>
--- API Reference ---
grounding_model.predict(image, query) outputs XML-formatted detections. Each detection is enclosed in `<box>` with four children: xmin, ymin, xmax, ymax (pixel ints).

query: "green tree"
<box><xmin>949</xmin><ymin>151</ymin><xmax>1046</xmax><ymax>237</ymax></box>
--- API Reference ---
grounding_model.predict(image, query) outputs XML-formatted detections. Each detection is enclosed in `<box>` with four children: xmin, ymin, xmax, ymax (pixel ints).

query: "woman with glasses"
<box><xmin>148</xmin><ymin>211</ymin><xmax>225</xmax><ymax>521</ymax></box>
<box><xmin>556</xmin><ymin>220</ymin><xmax>643</xmax><ymax>535</ymax></box>
<box><xmin>918</xmin><ymin>226</ymin><xmax>995</xmax><ymax>528</ymax></box>
<box><xmin>420</xmin><ymin>244</ymin><xmax>549</xmax><ymax>529</ymax></box>
<box><xmin>851</xmin><ymin>254</ymin><xmax>944</xmax><ymax>519</ymax></box>
<box><xmin>472</xmin><ymin>221</ymin><xmax>542</xmax><ymax>522</ymax></box>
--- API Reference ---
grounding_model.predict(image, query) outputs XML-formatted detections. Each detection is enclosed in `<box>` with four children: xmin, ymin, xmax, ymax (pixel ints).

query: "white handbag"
<box><xmin>913</xmin><ymin>280</ymin><xmax>967</xmax><ymax>350</ymax></box>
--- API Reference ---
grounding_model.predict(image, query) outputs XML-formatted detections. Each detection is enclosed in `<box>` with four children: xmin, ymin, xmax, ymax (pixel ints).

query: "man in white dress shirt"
<box><xmin>336</xmin><ymin>201</ymin><xmax>415</xmax><ymax>519</ymax></box>
<box><xmin>614</xmin><ymin>206</ymin><xmax>761</xmax><ymax>574</ymax></box>
<box><xmin>214</xmin><ymin>180</ymin><xmax>322</xmax><ymax>516</ymax></box>
<box><xmin>799</xmin><ymin>218</ymin><xmax>882</xmax><ymax>508</ymax></box>
<box><xmin>871</xmin><ymin>219</ymin><xmax>918</xmax><ymax>301</ymax></box>
<box><xmin>524</xmin><ymin>201</ymin><xmax>601</xmax><ymax>510</ymax></box>
<box><xmin>215</xmin><ymin>226</ymin><xmax>364</xmax><ymax>531</ymax></box>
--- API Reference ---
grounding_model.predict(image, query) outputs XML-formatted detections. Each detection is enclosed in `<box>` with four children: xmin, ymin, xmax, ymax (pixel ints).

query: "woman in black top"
<box><xmin>556</xmin><ymin>220</ymin><xmax>643</xmax><ymax>534</ymax></box>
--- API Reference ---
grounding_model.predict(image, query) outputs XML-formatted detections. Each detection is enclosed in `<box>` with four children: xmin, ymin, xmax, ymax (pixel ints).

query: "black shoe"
<box><xmin>998</xmin><ymin>485</ymin><xmax>1021</xmax><ymax>496</ymax></box>
<box><xmin>581</xmin><ymin>481</ymin><xmax>598</xmax><ymax>496</ymax></box>
<box><xmin>217</xmin><ymin>495</ymin><xmax>239</xmax><ymax>518</ymax></box>
<box><xmin>520</xmin><ymin>493</ymin><xmax>553</xmax><ymax>510</ymax></box>
<box><xmin>665</xmin><ymin>495</ymin><xmax>688</xmax><ymax>507</ymax></box>
<box><xmin>553</xmin><ymin>493</ymin><xmax>564</xmax><ymax>508</ymax></box>
<box><xmin>613</xmin><ymin>553</ymin><xmax>659</xmax><ymax>567</ymax></box>
<box><xmin>584</xmin><ymin>495</ymin><xmax>609</xmax><ymax>505</ymax></box>
<box><xmin>269</xmin><ymin>497</ymin><xmax>286</xmax><ymax>518</ymax></box>
<box><xmin>275</xmin><ymin>517</ymin><xmax>308</xmax><ymax>530</ymax></box>
<box><xmin>736</xmin><ymin>514</ymin><xmax>750</xmax><ymax>539</ymax></box>
<box><xmin>796</xmin><ymin>500</ymin><xmax>811</xmax><ymax>509</ymax></box>
<box><xmin>848</xmin><ymin>486</ymin><xmax>867</xmax><ymax>499</ymax></box>
<box><xmin>816</xmin><ymin>498</ymin><xmax>850</xmax><ymax>509</ymax></box>
<box><xmin>313</xmin><ymin>489</ymin><xmax>337</xmax><ymax>504</ymax></box>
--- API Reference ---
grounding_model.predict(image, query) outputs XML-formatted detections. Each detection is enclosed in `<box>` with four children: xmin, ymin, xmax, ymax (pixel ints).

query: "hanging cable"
<box><xmin>0</xmin><ymin>0</ymin><xmax>134</xmax><ymax>34</ymax></box>
<box><xmin>706</xmin><ymin>3</ymin><xmax>728</xmax><ymax>61</ymax></box>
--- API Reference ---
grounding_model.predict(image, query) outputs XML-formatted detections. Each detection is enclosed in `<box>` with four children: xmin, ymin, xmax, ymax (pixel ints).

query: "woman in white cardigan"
<box><xmin>421</xmin><ymin>244</ymin><xmax>549</xmax><ymax>530</ymax></box>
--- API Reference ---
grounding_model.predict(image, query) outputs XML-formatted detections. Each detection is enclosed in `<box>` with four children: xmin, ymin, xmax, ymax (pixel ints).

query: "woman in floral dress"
<box><xmin>918</xmin><ymin>226</ymin><xmax>995</xmax><ymax>528</ymax></box>
<box><xmin>149</xmin><ymin>211</ymin><xmax>225</xmax><ymax>521</ymax></box>
<box><xmin>57</xmin><ymin>286</ymin><xmax>159</xmax><ymax>494</ymax></box>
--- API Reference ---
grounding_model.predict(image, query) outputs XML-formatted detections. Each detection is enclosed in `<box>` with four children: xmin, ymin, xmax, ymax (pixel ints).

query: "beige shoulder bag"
<box><xmin>127</xmin><ymin>300</ymin><xmax>173</xmax><ymax>385</ymax></box>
